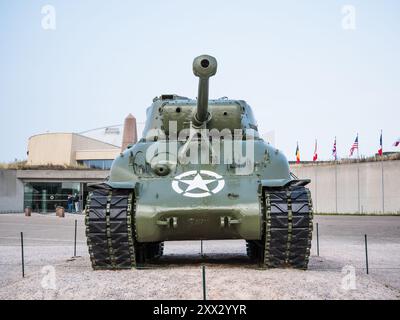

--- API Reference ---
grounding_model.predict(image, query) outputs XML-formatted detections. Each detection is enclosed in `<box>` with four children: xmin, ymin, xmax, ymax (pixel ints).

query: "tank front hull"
<box><xmin>135</xmin><ymin>177</ymin><xmax>261</xmax><ymax>242</ymax></box>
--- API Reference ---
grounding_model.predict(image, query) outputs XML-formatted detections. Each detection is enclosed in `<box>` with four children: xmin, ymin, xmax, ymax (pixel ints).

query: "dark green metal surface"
<box><xmin>85</xmin><ymin>54</ymin><xmax>313</xmax><ymax>270</ymax></box>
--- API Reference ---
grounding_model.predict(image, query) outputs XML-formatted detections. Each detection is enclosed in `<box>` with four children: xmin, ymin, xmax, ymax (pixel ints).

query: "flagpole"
<box><xmin>314</xmin><ymin>139</ymin><xmax>318</xmax><ymax>213</ymax></box>
<box><xmin>357</xmin><ymin>133</ymin><xmax>360</xmax><ymax>213</ymax></box>
<box><xmin>335</xmin><ymin>160</ymin><xmax>338</xmax><ymax>213</ymax></box>
<box><xmin>381</xmin><ymin>157</ymin><xmax>385</xmax><ymax>213</ymax></box>
<box><xmin>334</xmin><ymin>137</ymin><xmax>338</xmax><ymax>213</ymax></box>
<box><xmin>315</xmin><ymin>162</ymin><xmax>318</xmax><ymax>214</ymax></box>
<box><xmin>357</xmin><ymin>163</ymin><xmax>360</xmax><ymax>213</ymax></box>
<box><xmin>381</xmin><ymin>130</ymin><xmax>385</xmax><ymax>213</ymax></box>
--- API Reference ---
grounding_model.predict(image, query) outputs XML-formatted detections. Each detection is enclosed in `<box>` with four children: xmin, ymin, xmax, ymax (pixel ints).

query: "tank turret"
<box><xmin>192</xmin><ymin>55</ymin><xmax>217</xmax><ymax>126</ymax></box>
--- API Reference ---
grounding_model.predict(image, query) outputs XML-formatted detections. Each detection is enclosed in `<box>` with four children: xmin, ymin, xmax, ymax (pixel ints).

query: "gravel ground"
<box><xmin>0</xmin><ymin>213</ymin><xmax>399</xmax><ymax>300</ymax></box>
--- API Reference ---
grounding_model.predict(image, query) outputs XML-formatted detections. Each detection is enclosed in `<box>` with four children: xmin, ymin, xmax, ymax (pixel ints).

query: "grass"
<box><xmin>0</xmin><ymin>160</ymin><xmax>93</xmax><ymax>170</ymax></box>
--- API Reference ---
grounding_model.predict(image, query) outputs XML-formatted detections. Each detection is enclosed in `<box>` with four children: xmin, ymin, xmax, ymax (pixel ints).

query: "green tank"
<box><xmin>85</xmin><ymin>55</ymin><xmax>313</xmax><ymax>270</ymax></box>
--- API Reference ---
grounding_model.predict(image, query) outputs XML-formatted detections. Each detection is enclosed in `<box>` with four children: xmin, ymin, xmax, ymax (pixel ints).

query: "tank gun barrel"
<box><xmin>192</xmin><ymin>55</ymin><xmax>217</xmax><ymax>126</ymax></box>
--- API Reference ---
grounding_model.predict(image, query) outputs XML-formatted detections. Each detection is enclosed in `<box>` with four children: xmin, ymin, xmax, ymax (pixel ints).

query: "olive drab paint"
<box><xmin>85</xmin><ymin>55</ymin><xmax>314</xmax><ymax>269</ymax></box>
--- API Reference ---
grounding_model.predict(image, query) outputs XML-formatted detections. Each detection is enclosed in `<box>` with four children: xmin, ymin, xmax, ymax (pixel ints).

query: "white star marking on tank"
<box><xmin>172</xmin><ymin>170</ymin><xmax>225</xmax><ymax>198</ymax></box>
<box><xmin>180</xmin><ymin>173</ymin><xmax>214</xmax><ymax>192</ymax></box>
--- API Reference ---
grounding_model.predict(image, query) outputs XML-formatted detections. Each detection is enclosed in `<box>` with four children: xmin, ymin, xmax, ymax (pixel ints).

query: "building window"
<box><xmin>24</xmin><ymin>182</ymin><xmax>81</xmax><ymax>213</ymax></box>
<box><xmin>77</xmin><ymin>159</ymin><xmax>113</xmax><ymax>170</ymax></box>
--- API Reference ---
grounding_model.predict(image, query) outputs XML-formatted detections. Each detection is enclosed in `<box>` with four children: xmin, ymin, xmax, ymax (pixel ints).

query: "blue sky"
<box><xmin>0</xmin><ymin>0</ymin><xmax>399</xmax><ymax>162</ymax></box>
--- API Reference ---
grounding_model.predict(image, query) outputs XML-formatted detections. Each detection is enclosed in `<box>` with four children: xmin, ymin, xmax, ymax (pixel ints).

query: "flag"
<box><xmin>313</xmin><ymin>139</ymin><xmax>318</xmax><ymax>161</ymax></box>
<box><xmin>393</xmin><ymin>137</ymin><xmax>400</xmax><ymax>147</ymax></box>
<box><xmin>378</xmin><ymin>131</ymin><xmax>383</xmax><ymax>156</ymax></box>
<box><xmin>349</xmin><ymin>134</ymin><xmax>359</xmax><ymax>157</ymax></box>
<box><xmin>296</xmin><ymin>142</ymin><xmax>300</xmax><ymax>164</ymax></box>
<box><xmin>332</xmin><ymin>137</ymin><xmax>337</xmax><ymax>160</ymax></box>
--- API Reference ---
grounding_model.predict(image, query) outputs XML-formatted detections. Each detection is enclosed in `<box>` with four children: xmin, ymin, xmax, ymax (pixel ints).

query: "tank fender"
<box><xmin>88</xmin><ymin>181</ymin><xmax>137</xmax><ymax>190</ymax></box>
<box><xmin>259</xmin><ymin>178</ymin><xmax>310</xmax><ymax>189</ymax></box>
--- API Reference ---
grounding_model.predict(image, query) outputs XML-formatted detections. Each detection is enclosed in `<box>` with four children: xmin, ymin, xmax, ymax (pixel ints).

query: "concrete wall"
<box><xmin>16</xmin><ymin>169</ymin><xmax>109</xmax><ymax>181</ymax></box>
<box><xmin>28</xmin><ymin>133</ymin><xmax>73</xmax><ymax>166</ymax></box>
<box><xmin>27</xmin><ymin>133</ymin><xmax>120</xmax><ymax>166</ymax></box>
<box><xmin>0</xmin><ymin>169</ymin><xmax>109</xmax><ymax>213</ymax></box>
<box><xmin>75</xmin><ymin>149</ymin><xmax>120</xmax><ymax>161</ymax></box>
<box><xmin>0</xmin><ymin>170</ymin><xmax>24</xmax><ymax>212</ymax></box>
<box><xmin>291</xmin><ymin>160</ymin><xmax>400</xmax><ymax>214</ymax></box>
<box><xmin>2</xmin><ymin>162</ymin><xmax>399</xmax><ymax>214</ymax></box>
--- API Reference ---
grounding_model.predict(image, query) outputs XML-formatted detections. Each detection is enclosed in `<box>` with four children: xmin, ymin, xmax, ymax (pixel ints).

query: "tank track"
<box><xmin>85</xmin><ymin>187</ymin><xmax>163</xmax><ymax>270</ymax></box>
<box><xmin>85</xmin><ymin>185</ymin><xmax>311</xmax><ymax>270</ymax></box>
<box><xmin>247</xmin><ymin>185</ymin><xmax>313</xmax><ymax>269</ymax></box>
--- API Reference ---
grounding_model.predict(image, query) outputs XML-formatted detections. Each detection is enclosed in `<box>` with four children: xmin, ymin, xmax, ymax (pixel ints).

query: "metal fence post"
<box><xmin>365</xmin><ymin>234</ymin><xmax>369</xmax><ymax>274</ymax></box>
<box><xmin>74</xmin><ymin>219</ymin><xmax>77</xmax><ymax>257</ymax></box>
<box><xmin>316</xmin><ymin>223</ymin><xmax>319</xmax><ymax>256</ymax></box>
<box><xmin>202</xmin><ymin>265</ymin><xmax>206</xmax><ymax>300</ymax></box>
<box><xmin>21</xmin><ymin>232</ymin><xmax>25</xmax><ymax>278</ymax></box>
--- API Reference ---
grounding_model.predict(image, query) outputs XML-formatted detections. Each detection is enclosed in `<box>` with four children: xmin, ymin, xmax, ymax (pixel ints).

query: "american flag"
<box><xmin>332</xmin><ymin>137</ymin><xmax>337</xmax><ymax>160</ymax></box>
<box><xmin>349</xmin><ymin>135</ymin><xmax>359</xmax><ymax>157</ymax></box>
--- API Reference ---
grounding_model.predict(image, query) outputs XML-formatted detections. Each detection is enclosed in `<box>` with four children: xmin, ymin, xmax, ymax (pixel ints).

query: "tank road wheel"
<box><xmin>135</xmin><ymin>242</ymin><xmax>164</xmax><ymax>264</ymax></box>
<box><xmin>246</xmin><ymin>240</ymin><xmax>263</xmax><ymax>261</ymax></box>
<box><xmin>159</xmin><ymin>242</ymin><xmax>165</xmax><ymax>257</ymax></box>
<box><xmin>134</xmin><ymin>243</ymin><xmax>146</xmax><ymax>265</ymax></box>
<box><xmin>147</xmin><ymin>242</ymin><xmax>164</xmax><ymax>260</ymax></box>
<box><xmin>261</xmin><ymin>185</ymin><xmax>313</xmax><ymax>269</ymax></box>
<box><xmin>151</xmin><ymin>242</ymin><xmax>164</xmax><ymax>259</ymax></box>
<box><xmin>85</xmin><ymin>187</ymin><xmax>137</xmax><ymax>270</ymax></box>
